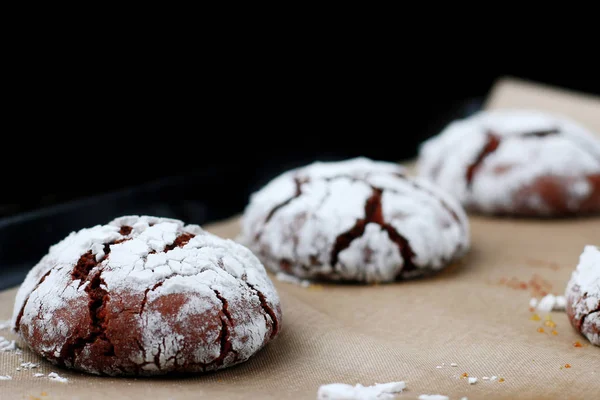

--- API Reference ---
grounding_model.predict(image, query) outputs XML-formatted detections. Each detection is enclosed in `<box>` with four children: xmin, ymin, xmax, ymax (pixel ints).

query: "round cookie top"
<box><xmin>241</xmin><ymin>157</ymin><xmax>470</xmax><ymax>283</ymax></box>
<box><xmin>566</xmin><ymin>245</ymin><xmax>600</xmax><ymax>328</ymax></box>
<box><xmin>417</xmin><ymin>109</ymin><xmax>600</xmax><ymax>214</ymax></box>
<box><xmin>12</xmin><ymin>215</ymin><xmax>281</xmax><ymax>375</ymax></box>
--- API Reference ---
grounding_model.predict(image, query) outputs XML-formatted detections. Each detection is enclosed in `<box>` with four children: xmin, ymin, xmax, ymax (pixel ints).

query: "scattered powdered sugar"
<box><xmin>450</xmin><ymin>363</ymin><xmax>458</xmax><ymax>367</ymax></box>
<box><xmin>535</xmin><ymin>294</ymin><xmax>567</xmax><ymax>312</ymax></box>
<box><xmin>417</xmin><ymin>109</ymin><xmax>600</xmax><ymax>214</ymax></box>
<box><xmin>529</xmin><ymin>298</ymin><xmax>538</xmax><ymax>308</ymax></box>
<box><xmin>11</xmin><ymin>215</ymin><xmax>282</xmax><ymax>375</ymax></box>
<box><xmin>20</xmin><ymin>362</ymin><xmax>38</xmax><ymax>369</ymax></box>
<box><xmin>33</xmin><ymin>373</ymin><xmax>44</xmax><ymax>377</ymax></box>
<box><xmin>418</xmin><ymin>395</ymin><xmax>449</xmax><ymax>400</ymax></box>
<box><xmin>468</xmin><ymin>377</ymin><xmax>478</xmax><ymax>385</ymax></box>
<box><xmin>276</xmin><ymin>271</ymin><xmax>310</xmax><ymax>287</ymax></box>
<box><xmin>482</xmin><ymin>377</ymin><xmax>489</xmax><ymax>380</ymax></box>
<box><xmin>317</xmin><ymin>381</ymin><xmax>406</xmax><ymax>400</ymax></box>
<box><xmin>0</xmin><ymin>320</ymin><xmax>10</xmax><ymax>330</ymax></box>
<box><xmin>0</xmin><ymin>336</ymin><xmax>17</xmax><ymax>352</ymax></box>
<box><xmin>241</xmin><ymin>157</ymin><xmax>470</xmax><ymax>283</ymax></box>
<box><xmin>48</xmin><ymin>372</ymin><xmax>68</xmax><ymax>383</ymax></box>
<box><xmin>490</xmin><ymin>376</ymin><xmax>498</xmax><ymax>381</ymax></box>
<box><xmin>0</xmin><ymin>375</ymin><xmax>12</xmax><ymax>380</ymax></box>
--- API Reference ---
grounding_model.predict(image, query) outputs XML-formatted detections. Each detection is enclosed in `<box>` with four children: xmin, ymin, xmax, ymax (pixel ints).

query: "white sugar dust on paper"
<box><xmin>317</xmin><ymin>381</ymin><xmax>406</xmax><ymax>400</ymax></box>
<box><xmin>48</xmin><ymin>372</ymin><xmax>68</xmax><ymax>383</ymax></box>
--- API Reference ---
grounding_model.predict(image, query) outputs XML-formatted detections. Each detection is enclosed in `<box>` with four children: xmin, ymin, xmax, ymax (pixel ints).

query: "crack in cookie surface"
<box><xmin>466</xmin><ymin>131</ymin><xmax>502</xmax><ymax>187</ymax></box>
<box><xmin>329</xmin><ymin>187</ymin><xmax>417</xmax><ymax>277</ymax></box>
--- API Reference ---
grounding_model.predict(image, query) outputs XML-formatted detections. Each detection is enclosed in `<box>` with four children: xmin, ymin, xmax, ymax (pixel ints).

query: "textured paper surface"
<box><xmin>1</xmin><ymin>78</ymin><xmax>599</xmax><ymax>399</ymax></box>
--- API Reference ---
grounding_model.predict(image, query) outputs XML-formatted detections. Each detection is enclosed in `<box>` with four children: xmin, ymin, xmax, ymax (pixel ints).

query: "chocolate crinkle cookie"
<box><xmin>11</xmin><ymin>215</ymin><xmax>282</xmax><ymax>376</ymax></box>
<box><xmin>239</xmin><ymin>157</ymin><xmax>470</xmax><ymax>283</ymax></box>
<box><xmin>566</xmin><ymin>245</ymin><xmax>600</xmax><ymax>346</ymax></box>
<box><xmin>417</xmin><ymin>109</ymin><xmax>600</xmax><ymax>217</ymax></box>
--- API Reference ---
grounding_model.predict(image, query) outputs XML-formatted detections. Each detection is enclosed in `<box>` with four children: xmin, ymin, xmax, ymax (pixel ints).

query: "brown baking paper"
<box><xmin>2</xmin><ymin>77</ymin><xmax>599</xmax><ymax>400</ymax></box>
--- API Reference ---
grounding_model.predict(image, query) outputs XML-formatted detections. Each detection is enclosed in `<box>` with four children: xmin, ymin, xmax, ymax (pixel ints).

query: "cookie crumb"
<box><xmin>574</xmin><ymin>341</ymin><xmax>583</xmax><ymax>347</ymax></box>
<box><xmin>530</xmin><ymin>314</ymin><xmax>541</xmax><ymax>321</ymax></box>
<box><xmin>529</xmin><ymin>298</ymin><xmax>538</xmax><ymax>308</ymax></box>
<box><xmin>0</xmin><ymin>336</ymin><xmax>18</xmax><ymax>352</ymax></box>
<box><xmin>536</xmin><ymin>294</ymin><xmax>567</xmax><ymax>312</ymax></box>
<box><xmin>48</xmin><ymin>372</ymin><xmax>68</xmax><ymax>383</ymax></box>
<box><xmin>498</xmin><ymin>378</ymin><xmax>505</xmax><ymax>382</ymax></box>
<box><xmin>418</xmin><ymin>396</ymin><xmax>449</xmax><ymax>400</ymax></box>
<box><xmin>565</xmin><ymin>364</ymin><xmax>571</xmax><ymax>369</ymax></box>
<box><xmin>317</xmin><ymin>381</ymin><xmax>406</xmax><ymax>399</ymax></box>
<box><xmin>468</xmin><ymin>377</ymin><xmax>477</xmax><ymax>385</ymax></box>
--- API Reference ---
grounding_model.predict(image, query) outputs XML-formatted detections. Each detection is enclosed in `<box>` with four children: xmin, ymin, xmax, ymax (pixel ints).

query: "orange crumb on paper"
<box><xmin>537</xmin><ymin>327</ymin><xmax>545</xmax><ymax>333</ymax></box>
<box><xmin>574</xmin><ymin>341</ymin><xmax>583</xmax><ymax>348</ymax></box>
<box><xmin>41</xmin><ymin>393</ymin><xmax>48</xmax><ymax>397</ymax></box>
<box><xmin>565</xmin><ymin>364</ymin><xmax>571</xmax><ymax>368</ymax></box>
<box><xmin>544</xmin><ymin>320</ymin><xmax>556</xmax><ymax>328</ymax></box>
<box><xmin>498</xmin><ymin>274</ymin><xmax>552</xmax><ymax>297</ymax></box>
<box><xmin>530</xmin><ymin>314</ymin><xmax>541</xmax><ymax>321</ymax></box>
<box><xmin>499</xmin><ymin>378</ymin><xmax>505</xmax><ymax>382</ymax></box>
<box><xmin>552</xmin><ymin>330</ymin><xmax>558</xmax><ymax>335</ymax></box>
<box><xmin>461</xmin><ymin>372</ymin><xmax>469</xmax><ymax>378</ymax></box>
<box><xmin>29</xmin><ymin>397</ymin><xmax>41</xmax><ymax>400</ymax></box>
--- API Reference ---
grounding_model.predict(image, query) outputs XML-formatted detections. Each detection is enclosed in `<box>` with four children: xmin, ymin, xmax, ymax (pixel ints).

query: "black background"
<box><xmin>1</xmin><ymin>70</ymin><xmax>599</xmax><ymax>288</ymax></box>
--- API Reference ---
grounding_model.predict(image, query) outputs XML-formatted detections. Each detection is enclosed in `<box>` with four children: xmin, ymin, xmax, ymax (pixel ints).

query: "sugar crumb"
<box><xmin>317</xmin><ymin>381</ymin><xmax>406</xmax><ymax>399</ymax></box>
<box><xmin>468</xmin><ymin>377</ymin><xmax>477</xmax><ymax>385</ymax></box>
<box><xmin>0</xmin><ymin>375</ymin><xmax>12</xmax><ymax>380</ymax></box>
<box><xmin>33</xmin><ymin>373</ymin><xmax>45</xmax><ymax>377</ymax></box>
<box><xmin>48</xmin><ymin>372</ymin><xmax>68</xmax><ymax>383</ymax></box>
<box><xmin>418</xmin><ymin>395</ymin><xmax>449</xmax><ymax>400</ymax></box>
<box><xmin>450</xmin><ymin>363</ymin><xmax>458</xmax><ymax>367</ymax></box>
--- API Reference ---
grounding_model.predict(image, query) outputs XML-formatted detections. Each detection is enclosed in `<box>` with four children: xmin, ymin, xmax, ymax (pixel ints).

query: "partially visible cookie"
<box><xmin>565</xmin><ymin>245</ymin><xmax>600</xmax><ymax>346</ymax></box>
<box><xmin>240</xmin><ymin>157</ymin><xmax>470</xmax><ymax>283</ymax></box>
<box><xmin>417</xmin><ymin>109</ymin><xmax>600</xmax><ymax>217</ymax></box>
<box><xmin>12</xmin><ymin>215</ymin><xmax>282</xmax><ymax>376</ymax></box>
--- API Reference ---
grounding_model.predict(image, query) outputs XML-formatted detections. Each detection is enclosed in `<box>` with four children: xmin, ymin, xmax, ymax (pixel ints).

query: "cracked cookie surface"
<box><xmin>240</xmin><ymin>157</ymin><xmax>470</xmax><ymax>283</ymax></box>
<box><xmin>566</xmin><ymin>245</ymin><xmax>600</xmax><ymax>346</ymax></box>
<box><xmin>417</xmin><ymin>109</ymin><xmax>600</xmax><ymax>216</ymax></box>
<box><xmin>11</xmin><ymin>215</ymin><xmax>282</xmax><ymax>376</ymax></box>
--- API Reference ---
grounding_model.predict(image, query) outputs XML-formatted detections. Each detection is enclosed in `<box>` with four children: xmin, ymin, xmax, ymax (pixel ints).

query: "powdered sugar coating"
<box><xmin>12</xmin><ymin>215</ymin><xmax>282</xmax><ymax>376</ymax></box>
<box><xmin>566</xmin><ymin>245</ymin><xmax>600</xmax><ymax>346</ymax></box>
<box><xmin>417</xmin><ymin>109</ymin><xmax>600</xmax><ymax>216</ymax></box>
<box><xmin>240</xmin><ymin>158</ymin><xmax>470</xmax><ymax>283</ymax></box>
